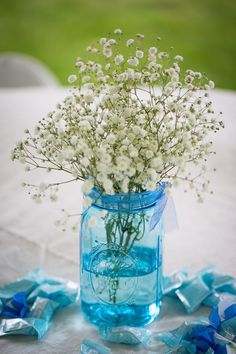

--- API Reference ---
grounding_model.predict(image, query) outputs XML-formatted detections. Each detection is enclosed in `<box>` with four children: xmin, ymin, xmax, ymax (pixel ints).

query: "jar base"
<box><xmin>81</xmin><ymin>300</ymin><xmax>161</xmax><ymax>327</ymax></box>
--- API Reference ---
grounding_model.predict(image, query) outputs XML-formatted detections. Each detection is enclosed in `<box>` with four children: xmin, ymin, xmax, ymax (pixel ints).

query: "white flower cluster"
<box><xmin>12</xmin><ymin>29</ymin><xmax>223</xmax><ymax>202</ymax></box>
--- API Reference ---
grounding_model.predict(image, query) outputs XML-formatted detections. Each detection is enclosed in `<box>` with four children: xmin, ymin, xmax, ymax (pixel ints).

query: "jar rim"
<box><xmin>87</xmin><ymin>183</ymin><xmax>168</xmax><ymax>212</ymax></box>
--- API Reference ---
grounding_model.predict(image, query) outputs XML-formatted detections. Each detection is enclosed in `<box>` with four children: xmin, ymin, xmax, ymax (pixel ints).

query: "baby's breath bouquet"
<box><xmin>12</xmin><ymin>29</ymin><xmax>223</xmax><ymax>203</ymax></box>
<box><xmin>12</xmin><ymin>29</ymin><xmax>223</xmax><ymax>326</ymax></box>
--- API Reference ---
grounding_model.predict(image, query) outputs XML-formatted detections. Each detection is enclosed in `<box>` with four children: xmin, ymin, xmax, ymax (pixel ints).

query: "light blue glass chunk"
<box><xmin>27</xmin><ymin>282</ymin><xmax>77</xmax><ymax>307</ymax></box>
<box><xmin>99</xmin><ymin>326</ymin><xmax>150</xmax><ymax>344</ymax></box>
<box><xmin>0</xmin><ymin>317</ymin><xmax>48</xmax><ymax>338</ymax></box>
<box><xmin>29</xmin><ymin>297</ymin><xmax>59</xmax><ymax>321</ymax></box>
<box><xmin>200</xmin><ymin>268</ymin><xmax>234</xmax><ymax>290</ymax></box>
<box><xmin>80</xmin><ymin>339</ymin><xmax>111</xmax><ymax>354</ymax></box>
<box><xmin>221</xmin><ymin>317</ymin><xmax>236</xmax><ymax>342</ymax></box>
<box><xmin>203</xmin><ymin>292</ymin><xmax>221</xmax><ymax>307</ymax></box>
<box><xmin>175</xmin><ymin>277</ymin><xmax>212</xmax><ymax>313</ymax></box>
<box><xmin>218</xmin><ymin>283</ymin><xmax>236</xmax><ymax>295</ymax></box>
<box><xmin>0</xmin><ymin>279</ymin><xmax>36</xmax><ymax>301</ymax></box>
<box><xmin>0</xmin><ymin>299</ymin><xmax>2</xmax><ymax>314</ymax></box>
<box><xmin>163</xmin><ymin>271</ymin><xmax>188</xmax><ymax>296</ymax></box>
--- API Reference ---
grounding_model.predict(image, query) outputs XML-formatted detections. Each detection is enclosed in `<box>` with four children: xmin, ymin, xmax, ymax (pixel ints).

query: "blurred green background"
<box><xmin>0</xmin><ymin>0</ymin><xmax>235</xmax><ymax>89</ymax></box>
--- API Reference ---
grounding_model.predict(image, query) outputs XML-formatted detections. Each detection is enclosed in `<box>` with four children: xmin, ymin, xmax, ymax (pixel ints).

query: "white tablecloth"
<box><xmin>0</xmin><ymin>87</ymin><xmax>236</xmax><ymax>353</ymax></box>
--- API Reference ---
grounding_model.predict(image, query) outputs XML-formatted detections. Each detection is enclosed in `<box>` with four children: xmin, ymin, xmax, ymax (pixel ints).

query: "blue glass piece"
<box><xmin>29</xmin><ymin>297</ymin><xmax>59</xmax><ymax>321</ymax></box>
<box><xmin>99</xmin><ymin>326</ymin><xmax>150</xmax><ymax>344</ymax></box>
<box><xmin>0</xmin><ymin>279</ymin><xmax>36</xmax><ymax>301</ymax></box>
<box><xmin>224</xmin><ymin>304</ymin><xmax>236</xmax><ymax>321</ymax></box>
<box><xmin>203</xmin><ymin>292</ymin><xmax>221</xmax><ymax>307</ymax></box>
<box><xmin>163</xmin><ymin>271</ymin><xmax>188</xmax><ymax>296</ymax></box>
<box><xmin>1</xmin><ymin>291</ymin><xmax>29</xmax><ymax>318</ymax></box>
<box><xmin>221</xmin><ymin>317</ymin><xmax>236</xmax><ymax>342</ymax></box>
<box><xmin>209</xmin><ymin>306</ymin><xmax>221</xmax><ymax>329</ymax></box>
<box><xmin>180</xmin><ymin>339</ymin><xmax>196</xmax><ymax>353</ymax></box>
<box><xmin>218</xmin><ymin>283</ymin><xmax>236</xmax><ymax>295</ymax></box>
<box><xmin>204</xmin><ymin>348</ymin><xmax>214</xmax><ymax>354</ymax></box>
<box><xmin>200</xmin><ymin>269</ymin><xmax>234</xmax><ymax>290</ymax></box>
<box><xmin>27</xmin><ymin>282</ymin><xmax>77</xmax><ymax>307</ymax></box>
<box><xmin>143</xmin><ymin>333</ymin><xmax>172</xmax><ymax>352</ymax></box>
<box><xmin>0</xmin><ymin>317</ymin><xmax>48</xmax><ymax>338</ymax></box>
<box><xmin>80</xmin><ymin>339</ymin><xmax>111</xmax><ymax>354</ymax></box>
<box><xmin>158</xmin><ymin>324</ymin><xmax>188</xmax><ymax>348</ymax></box>
<box><xmin>175</xmin><ymin>277</ymin><xmax>212</xmax><ymax>313</ymax></box>
<box><xmin>0</xmin><ymin>299</ymin><xmax>2</xmax><ymax>314</ymax></box>
<box><xmin>25</xmin><ymin>268</ymin><xmax>63</xmax><ymax>286</ymax></box>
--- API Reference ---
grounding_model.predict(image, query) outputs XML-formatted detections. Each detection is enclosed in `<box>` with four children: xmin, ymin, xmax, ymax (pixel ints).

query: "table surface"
<box><xmin>0</xmin><ymin>87</ymin><xmax>236</xmax><ymax>353</ymax></box>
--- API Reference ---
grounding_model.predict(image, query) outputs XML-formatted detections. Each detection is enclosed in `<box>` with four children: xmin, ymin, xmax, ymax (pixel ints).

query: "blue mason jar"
<box><xmin>80</xmin><ymin>185</ymin><xmax>166</xmax><ymax>327</ymax></box>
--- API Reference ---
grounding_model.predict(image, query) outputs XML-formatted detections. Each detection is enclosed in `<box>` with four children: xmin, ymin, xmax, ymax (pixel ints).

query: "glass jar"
<box><xmin>80</xmin><ymin>184</ymin><xmax>167</xmax><ymax>327</ymax></box>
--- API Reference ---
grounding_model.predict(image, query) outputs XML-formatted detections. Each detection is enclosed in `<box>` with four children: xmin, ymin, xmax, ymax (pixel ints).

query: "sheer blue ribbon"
<box><xmin>149</xmin><ymin>183</ymin><xmax>178</xmax><ymax>233</ymax></box>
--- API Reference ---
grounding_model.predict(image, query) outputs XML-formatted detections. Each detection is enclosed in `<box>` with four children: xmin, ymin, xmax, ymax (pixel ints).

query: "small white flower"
<box><xmin>150</xmin><ymin>157</ymin><xmax>163</xmax><ymax>170</ymax></box>
<box><xmin>84</xmin><ymin>90</ymin><xmax>94</xmax><ymax>103</ymax></box>
<box><xmin>56</xmin><ymin>119</ymin><xmax>67</xmax><ymax>133</ymax></box>
<box><xmin>174</xmin><ymin>55</ymin><xmax>183</xmax><ymax>62</ymax></box>
<box><xmin>121</xmin><ymin>177</ymin><xmax>129</xmax><ymax>193</ymax></box>
<box><xmin>114</xmin><ymin>28</ymin><xmax>123</xmax><ymax>35</ymax></box>
<box><xmin>103</xmin><ymin>46</ymin><xmax>112</xmax><ymax>58</ymax></box>
<box><xmin>103</xmin><ymin>179</ymin><xmax>114</xmax><ymax>194</ymax></box>
<box><xmin>127</xmin><ymin>57</ymin><xmax>139</xmax><ymax>67</ymax></box>
<box><xmin>53</xmin><ymin>110</ymin><xmax>63</xmax><ymax>121</ymax></box>
<box><xmin>136</xmin><ymin>162</ymin><xmax>144</xmax><ymax>172</ymax></box>
<box><xmin>148</xmin><ymin>47</ymin><xmax>157</xmax><ymax>55</ymax></box>
<box><xmin>108</xmin><ymin>39</ymin><xmax>116</xmax><ymax>45</ymax></box>
<box><xmin>83</xmin><ymin>196</ymin><xmax>92</xmax><ymax>207</ymax></box>
<box><xmin>145</xmin><ymin>181</ymin><xmax>156</xmax><ymax>191</ymax></box>
<box><xmin>127</xmin><ymin>167</ymin><xmax>136</xmax><ymax>177</ymax></box>
<box><xmin>68</xmin><ymin>74</ymin><xmax>77</xmax><ymax>84</ymax></box>
<box><xmin>61</xmin><ymin>147</ymin><xmax>75</xmax><ymax>160</ymax></box>
<box><xmin>100</xmin><ymin>153</ymin><xmax>112</xmax><ymax>164</ymax></box>
<box><xmin>136</xmin><ymin>33</ymin><xmax>144</xmax><ymax>39</ymax></box>
<box><xmin>126</xmin><ymin>38</ymin><xmax>134</xmax><ymax>47</ymax></box>
<box><xmin>105</xmin><ymin>63</ymin><xmax>111</xmax><ymax>71</ymax></box>
<box><xmin>71</xmin><ymin>135</ymin><xmax>78</xmax><ymax>146</ymax></box>
<box><xmin>136</xmin><ymin>50</ymin><xmax>144</xmax><ymax>58</ymax></box>
<box><xmin>96</xmin><ymin>126</ymin><xmax>104</xmax><ymax>135</ymax></box>
<box><xmin>146</xmin><ymin>150</ymin><xmax>154</xmax><ymax>159</ymax></box>
<box><xmin>88</xmin><ymin>216</ymin><xmax>97</xmax><ymax>228</ymax></box>
<box><xmin>129</xmin><ymin>149</ymin><xmax>139</xmax><ymax>158</ymax></box>
<box><xmin>99</xmin><ymin>37</ymin><xmax>107</xmax><ymax>45</ymax></box>
<box><xmin>79</xmin><ymin>120</ymin><xmax>92</xmax><ymax>131</ymax></box>
<box><xmin>158</xmin><ymin>51</ymin><xmax>168</xmax><ymax>59</ymax></box>
<box><xmin>82</xmin><ymin>75</ymin><xmax>90</xmax><ymax>84</ymax></box>
<box><xmin>209</xmin><ymin>80</ymin><xmax>215</xmax><ymax>89</ymax></box>
<box><xmin>114</xmin><ymin>54</ymin><xmax>124</xmax><ymax>65</ymax></box>
<box><xmin>106</xmin><ymin>134</ymin><xmax>116</xmax><ymax>145</ymax></box>
<box><xmin>80</xmin><ymin>157</ymin><xmax>90</xmax><ymax>167</ymax></box>
<box><xmin>81</xmin><ymin>179</ymin><xmax>94</xmax><ymax>194</ymax></box>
